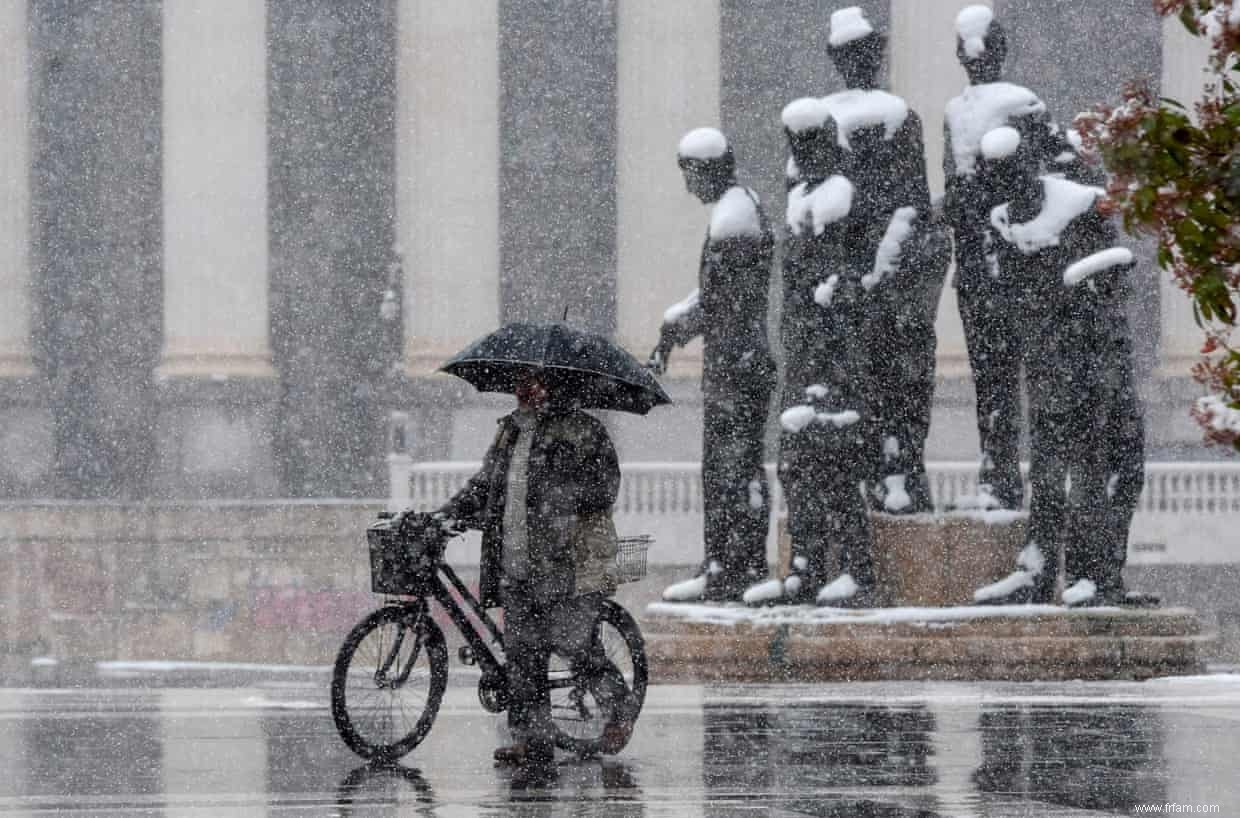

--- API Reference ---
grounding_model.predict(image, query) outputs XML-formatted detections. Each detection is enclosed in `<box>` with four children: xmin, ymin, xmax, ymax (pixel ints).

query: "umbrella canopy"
<box><xmin>440</xmin><ymin>322</ymin><xmax>672</xmax><ymax>415</ymax></box>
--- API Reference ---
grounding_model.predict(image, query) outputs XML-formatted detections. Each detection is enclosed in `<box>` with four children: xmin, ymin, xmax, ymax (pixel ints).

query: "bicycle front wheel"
<box><xmin>331</xmin><ymin>604</ymin><xmax>448</xmax><ymax>761</ymax></box>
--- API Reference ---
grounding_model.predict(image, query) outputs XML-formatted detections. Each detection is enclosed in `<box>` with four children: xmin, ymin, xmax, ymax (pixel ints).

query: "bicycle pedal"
<box><xmin>458</xmin><ymin>645</ymin><xmax>477</xmax><ymax>666</ymax></box>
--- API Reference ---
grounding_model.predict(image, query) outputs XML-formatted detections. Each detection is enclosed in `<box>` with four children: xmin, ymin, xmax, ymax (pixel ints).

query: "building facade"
<box><xmin>0</xmin><ymin>0</ymin><xmax>1222</xmax><ymax>501</ymax></box>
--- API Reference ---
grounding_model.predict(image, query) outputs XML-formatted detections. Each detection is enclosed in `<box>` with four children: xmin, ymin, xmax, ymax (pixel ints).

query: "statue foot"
<box><xmin>742</xmin><ymin>574</ymin><xmax>816</xmax><ymax>606</ymax></box>
<box><xmin>973</xmin><ymin>569</ymin><xmax>1053</xmax><ymax>606</ymax></box>
<box><xmin>662</xmin><ymin>561</ymin><xmax>753</xmax><ymax>603</ymax></box>
<box><xmin>1064</xmin><ymin>578</ymin><xmax>1161</xmax><ymax>608</ymax></box>
<box><xmin>815</xmin><ymin>574</ymin><xmax>878</xmax><ymax>608</ymax></box>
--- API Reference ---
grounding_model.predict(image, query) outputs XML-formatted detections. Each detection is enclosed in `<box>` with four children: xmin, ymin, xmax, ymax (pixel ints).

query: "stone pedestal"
<box><xmin>778</xmin><ymin>512</ymin><xmax>1025</xmax><ymax>606</ymax></box>
<box><xmin>642</xmin><ymin>603</ymin><xmax>1213</xmax><ymax>682</ymax></box>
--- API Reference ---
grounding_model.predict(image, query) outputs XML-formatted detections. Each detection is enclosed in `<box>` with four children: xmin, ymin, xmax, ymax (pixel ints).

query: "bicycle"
<box><xmin>331</xmin><ymin>511</ymin><xmax>651</xmax><ymax>762</ymax></box>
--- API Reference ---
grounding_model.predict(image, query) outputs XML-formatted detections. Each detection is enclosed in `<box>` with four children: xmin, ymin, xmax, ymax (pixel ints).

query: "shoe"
<box><xmin>494</xmin><ymin>739</ymin><xmax>553</xmax><ymax>767</ymax></box>
<box><xmin>742</xmin><ymin>562</ymin><xmax>817</xmax><ymax>606</ymax></box>
<box><xmin>974</xmin><ymin>544</ymin><xmax>1052</xmax><ymax>605</ymax></box>
<box><xmin>494</xmin><ymin>743</ymin><xmax>529</xmax><ymax>766</ymax></box>
<box><xmin>816</xmin><ymin>573</ymin><xmax>879</xmax><ymax>608</ymax></box>
<box><xmin>599</xmin><ymin>721</ymin><xmax>632</xmax><ymax>754</ymax></box>
<box><xmin>1062</xmin><ymin>578</ymin><xmax>1098</xmax><ymax>607</ymax></box>
<box><xmin>509</xmin><ymin>762</ymin><xmax>558</xmax><ymax>789</ymax></box>
<box><xmin>662</xmin><ymin>561</ymin><xmax>749</xmax><ymax>603</ymax></box>
<box><xmin>1065</xmin><ymin>579</ymin><xmax>1161</xmax><ymax>609</ymax></box>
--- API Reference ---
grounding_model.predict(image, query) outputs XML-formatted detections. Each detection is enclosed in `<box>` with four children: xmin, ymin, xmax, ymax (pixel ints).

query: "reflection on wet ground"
<box><xmin>0</xmin><ymin>677</ymin><xmax>1237</xmax><ymax>816</ymax></box>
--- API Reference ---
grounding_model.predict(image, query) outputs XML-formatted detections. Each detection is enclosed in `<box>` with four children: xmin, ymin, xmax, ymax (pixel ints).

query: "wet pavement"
<box><xmin>1</xmin><ymin>674</ymin><xmax>1238</xmax><ymax>816</ymax></box>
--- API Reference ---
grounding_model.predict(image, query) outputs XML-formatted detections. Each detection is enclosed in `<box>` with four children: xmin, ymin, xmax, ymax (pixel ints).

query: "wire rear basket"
<box><xmin>615</xmin><ymin>535</ymin><xmax>652</xmax><ymax>584</ymax></box>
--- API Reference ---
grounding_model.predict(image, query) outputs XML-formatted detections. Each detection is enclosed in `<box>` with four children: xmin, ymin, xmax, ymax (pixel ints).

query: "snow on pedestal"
<box><xmin>641</xmin><ymin>599</ymin><xmax>1211</xmax><ymax>683</ymax></box>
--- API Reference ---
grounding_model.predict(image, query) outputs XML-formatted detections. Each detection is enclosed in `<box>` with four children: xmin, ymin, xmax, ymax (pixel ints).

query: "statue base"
<box><xmin>641</xmin><ymin>603</ymin><xmax>1213</xmax><ymax>682</ymax></box>
<box><xmin>777</xmin><ymin>510</ymin><xmax>1026</xmax><ymax>606</ymax></box>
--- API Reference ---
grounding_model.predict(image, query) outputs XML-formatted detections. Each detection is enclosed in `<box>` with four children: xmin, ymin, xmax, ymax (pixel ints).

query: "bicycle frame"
<box><xmin>424</xmin><ymin>560</ymin><xmax>506</xmax><ymax>679</ymax></box>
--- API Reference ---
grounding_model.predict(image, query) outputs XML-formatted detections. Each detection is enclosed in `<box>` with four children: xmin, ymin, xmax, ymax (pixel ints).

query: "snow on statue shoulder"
<box><xmin>785</xmin><ymin>176</ymin><xmax>854</xmax><ymax>237</ymax></box>
<box><xmin>945</xmin><ymin>83</ymin><xmax>1047</xmax><ymax>177</ymax></box>
<box><xmin>990</xmin><ymin>176</ymin><xmax>1104</xmax><ymax>253</ymax></box>
<box><xmin>709</xmin><ymin>186</ymin><xmax>762</xmax><ymax>240</ymax></box>
<box><xmin>821</xmin><ymin>90</ymin><xmax>910</xmax><ymax>150</ymax></box>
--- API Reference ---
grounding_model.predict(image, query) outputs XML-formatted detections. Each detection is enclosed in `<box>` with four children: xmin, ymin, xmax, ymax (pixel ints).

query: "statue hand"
<box><xmin>646</xmin><ymin>347</ymin><xmax>668</xmax><ymax>375</ymax></box>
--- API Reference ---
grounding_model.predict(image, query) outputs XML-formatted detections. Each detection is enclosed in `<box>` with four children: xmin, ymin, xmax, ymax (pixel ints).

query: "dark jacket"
<box><xmin>660</xmin><ymin>185</ymin><xmax>777</xmax><ymax>396</ymax></box>
<box><xmin>437</xmin><ymin>407</ymin><xmax>620</xmax><ymax>607</ymax></box>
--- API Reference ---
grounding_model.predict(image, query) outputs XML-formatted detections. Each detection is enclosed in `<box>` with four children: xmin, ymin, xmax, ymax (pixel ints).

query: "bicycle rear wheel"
<box><xmin>331</xmin><ymin>604</ymin><xmax>448</xmax><ymax>761</ymax></box>
<box><xmin>547</xmin><ymin>599</ymin><xmax>648</xmax><ymax>755</ymax></box>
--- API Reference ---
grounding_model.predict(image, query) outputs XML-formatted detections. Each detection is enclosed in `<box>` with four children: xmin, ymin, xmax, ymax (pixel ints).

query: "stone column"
<box><xmin>0</xmin><ymin>1</ymin><xmax>51</xmax><ymax>497</ymax></box>
<box><xmin>156</xmin><ymin>0</ymin><xmax>278</xmax><ymax>496</ymax></box>
<box><xmin>394</xmin><ymin>1</ymin><xmax>501</xmax><ymax>462</ymax></box>
<box><xmin>889</xmin><ymin>0</ymin><xmax>982</xmax><ymax>381</ymax></box>
<box><xmin>1157</xmin><ymin>14</ymin><xmax>1214</xmax><ymax>381</ymax></box>
<box><xmin>0</xmin><ymin>2</ymin><xmax>32</xmax><ymax>381</ymax></box>
<box><xmin>889</xmin><ymin>0</ymin><xmax>987</xmax><ymax>460</ymax></box>
<box><xmin>1146</xmin><ymin>14</ymin><xmax>1218</xmax><ymax>452</ymax></box>
<box><xmin>498</xmin><ymin>0</ymin><xmax>618</xmax><ymax>336</ymax></box>
<box><xmin>610</xmin><ymin>1</ymin><xmax>721</xmax><ymax>460</ymax></box>
<box><xmin>616</xmin><ymin>0</ymin><xmax>720</xmax><ymax>364</ymax></box>
<box><xmin>397</xmin><ymin>0</ymin><xmax>500</xmax><ymax>379</ymax></box>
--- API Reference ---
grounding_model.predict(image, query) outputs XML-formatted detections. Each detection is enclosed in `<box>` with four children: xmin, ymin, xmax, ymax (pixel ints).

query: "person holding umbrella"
<box><xmin>420</xmin><ymin>322</ymin><xmax>669</xmax><ymax>768</ymax></box>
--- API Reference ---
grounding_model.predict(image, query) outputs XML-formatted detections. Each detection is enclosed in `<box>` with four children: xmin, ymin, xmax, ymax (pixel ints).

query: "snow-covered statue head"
<box><xmin>781</xmin><ymin>97</ymin><xmax>845</xmax><ymax>183</ymax></box>
<box><xmin>677</xmin><ymin>127</ymin><xmax>736</xmax><ymax>204</ymax></box>
<box><xmin>955</xmin><ymin>5</ymin><xmax>1007</xmax><ymax>85</ymax></box>
<box><xmin>827</xmin><ymin>6</ymin><xmax>886</xmax><ymax>90</ymax></box>
<box><xmin>980</xmin><ymin>124</ymin><xmax>1036</xmax><ymax>196</ymax></box>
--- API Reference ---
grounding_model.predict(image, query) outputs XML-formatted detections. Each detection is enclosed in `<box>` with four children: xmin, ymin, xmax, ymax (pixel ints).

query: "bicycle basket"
<box><xmin>615</xmin><ymin>535</ymin><xmax>652</xmax><ymax>584</ymax></box>
<box><xmin>366</xmin><ymin>515</ymin><xmax>437</xmax><ymax>595</ymax></box>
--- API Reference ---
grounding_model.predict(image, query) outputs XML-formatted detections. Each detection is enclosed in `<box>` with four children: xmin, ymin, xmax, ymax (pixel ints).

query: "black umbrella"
<box><xmin>440</xmin><ymin>322</ymin><xmax>672</xmax><ymax>415</ymax></box>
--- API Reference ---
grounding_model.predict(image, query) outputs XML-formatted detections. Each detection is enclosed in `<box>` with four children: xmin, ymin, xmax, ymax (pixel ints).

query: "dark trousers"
<box><xmin>701</xmin><ymin>384</ymin><xmax>773</xmax><ymax>577</ymax></box>
<box><xmin>503</xmin><ymin>589</ymin><xmax>625</xmax><ymax>745</ymax></box>
<box><xmin>958</xmin><ymin>275</ymin><xmax>1024</xmax><ymax>508</ymax></box>
<box><xmin>1024</xmin><ymin>340</ymin><xmax>1144</xmax><ymax>593</ymax></box>
<box><xmin>1063</xmin><ymin>341</ymin><xmax>1145</xmax><ymax>591</ymax></box>
<box><xmin>778</xmin><ymin>425</ymin><xmax>876</xmax><ymax>588</ymax></box>
<box><xmin>866</xmin><ymin>314</ymin><xmax>937</xmax><ymax>510</ymax></box>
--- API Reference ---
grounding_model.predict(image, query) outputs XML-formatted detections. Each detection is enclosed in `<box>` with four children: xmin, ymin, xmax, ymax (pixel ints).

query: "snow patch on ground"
<box><xmin>710</xmin><ymin>186</ymin><xmax>762</xmax><ymax>239</ymax></box>
<box><xmin>96</xmin><ymin>660</ymin><xmax>330</xmax><ymax>675</ymax></box>
<box><xmin>647</xmin><ymin>601</ymin><xmax>1118</xmax><ymax>627</ymax></box>
<box><xmin>241</xmin><ymin>696</ymin><xmax>322</xmax><ymax>710</ymax></box>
